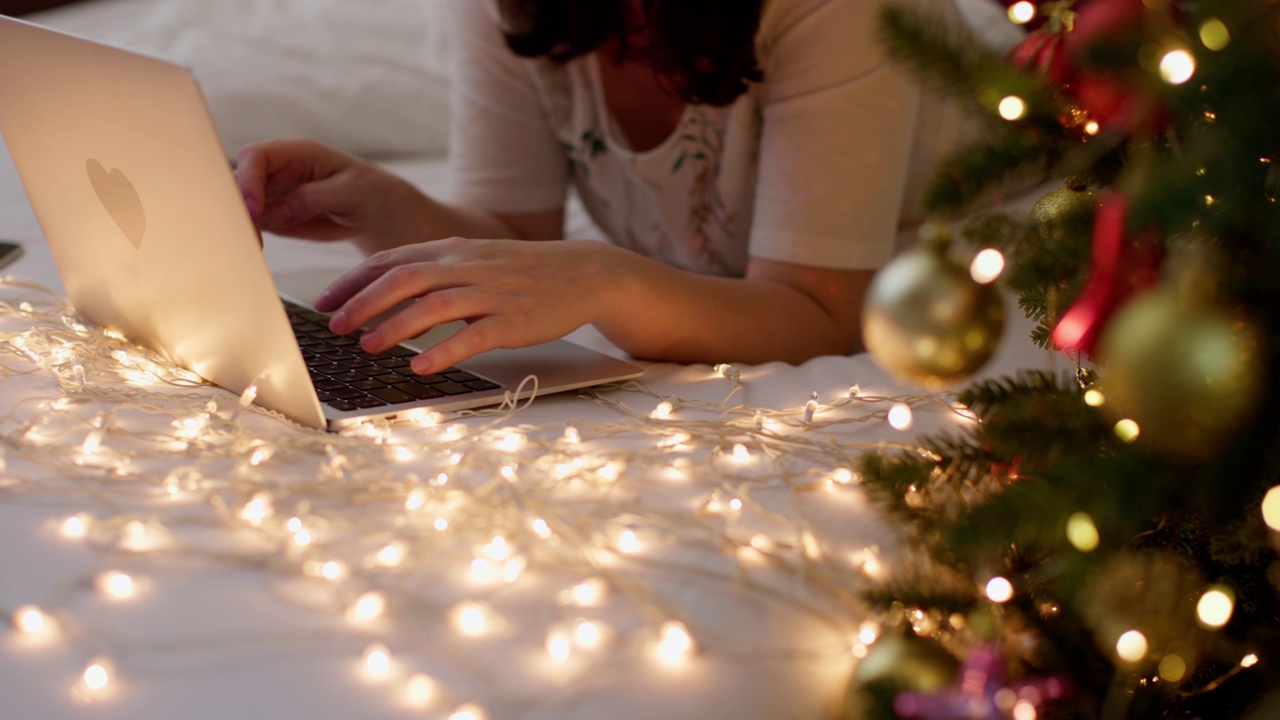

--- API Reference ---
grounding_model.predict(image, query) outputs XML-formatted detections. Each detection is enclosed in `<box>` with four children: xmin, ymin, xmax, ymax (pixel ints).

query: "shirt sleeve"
<box><xmin>446</xmin><ymin>0</ymin><xmax>569</xmax><ymax>214</ymax></box>
<box><xmin>748</xmin><ymin>0</ymin><xmax>924</xmax><ymax>270</ymax></box>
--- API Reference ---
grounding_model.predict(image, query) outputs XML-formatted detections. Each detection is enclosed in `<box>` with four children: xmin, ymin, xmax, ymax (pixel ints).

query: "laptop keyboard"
<box><xmin>284</xmin><ymin>300</ymin><xmax>501</xmax><ymax>412</ymax></box>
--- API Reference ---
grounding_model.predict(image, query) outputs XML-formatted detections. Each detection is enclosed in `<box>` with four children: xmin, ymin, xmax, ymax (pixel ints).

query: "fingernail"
<box><xmin>360</xmin><ymin>330</ymin><xmax>382</xmax><ymax>351</ymax></box>
<box><xmin>329</xmin><ymin>311</ymin><xmax>348</xmax><ymax>333</ymax></box>
<box><xmin>411</xmin><ymin>355</ymin><xmax>434</xmax><ymax>374</ymax></box>
<box><xmin>314</xmin><ymin>289</ymin><xmax>334</xmax><ymax>311</ymax></box>
<box><xmin>242</xmin><ymin>192</ymin><xmax>259</xmax><ymax>219</ymax></box>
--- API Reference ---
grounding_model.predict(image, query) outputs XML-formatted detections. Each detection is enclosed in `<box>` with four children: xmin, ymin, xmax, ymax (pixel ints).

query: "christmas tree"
<box><xmin>847</xmin><ymin>1</ymin><xmax>1280</xmax><ymax>718</ymax></box>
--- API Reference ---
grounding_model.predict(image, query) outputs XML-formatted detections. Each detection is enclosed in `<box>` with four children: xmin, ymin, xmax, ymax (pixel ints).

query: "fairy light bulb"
<box><xmin>1007</xmin><ymin>1</ymin><xmax>1035</xmax><ymax>24</ymax></box>
<box><xmin>377</xmin><ymin>543</ymin><xmax>406</xmax><ymax>568</ymax></box>
<box><xmin>452</xmin><ymin>602</ymin><xmax>492</xmax><ymax>637</ymax></box>
<box><xmin>1066</xmin><ymin>512</ymin><xmax>1100</xmax><ymax>552</ymax></box>
<box><xmin>249</xmin><ymin>446</ymin><xmax>273</xmax><ymax>466</ymax></box>
<box><xmin>574</xmin><ymin>619</ymin><xmax>604</xmax><ymax>649</ymax></box>
<box><xmin>1116</xmin><ymin>630</ymin><xmax>1148</xmax><ymax>663</ymax></box>
<box><xmin>240</xmin><ymin>493</ymin><xmax>272</xmax><ymax>526</ymax></box>
<box><xmin>546</xmin><ymin>629</ymin><xmax>572</xmax><ymax>664</ymax></box>
<box><xmin>650</xmin><ymin>401</ymin><xmax>673</xmax><ymax>420</ymax></box>
<box><xmin>970</xmin><ymin>249</ymin><xmax>1005</xmax><ymax>284</ymax></box>
<box><xmin>449</xmin><ymin>703</ymin><xmax>487</xmax><ymax>720</ymax></box>
<box><xmin>1199</xmin><ymin>19</ymin><xmax>1230</xmax><ymax>51</ymax></box>
<box><xmin>986</xmin><ymin>577</ymin><xmax>1014</xmax><ymax>603</ymax></box>
<box><xmin>1084</xmin><ymin>389</ymin><xmax>1106</xmax><ymax>407</ymax></box>
<box><xmin>434</xmin><ymin>517</ymin><xmax>449</xmax><ymax>532</ymax></box>
<box><xmin>61</xmin><ymin>513</ymin><xmax>91</xmax><ymax>539</ymax></box>
<box><xmin>482</xmin><ymin>536</ymin><xmax>510</xmax><ymax>561</ymax></box>
<box><xmin>998</xmin><ymin>96</ymin><xmax>1027</xmax><ymax>121</ymax></box>
<box><xmin>731</xmin><ymin>443</ymin><xmax>751</xmax><ymax>463</ymax></box>
<box><xmin>1159</xmin><ymin>48</ymin><xmax>1196</xmax><ymax>85</ymax></box>
<box><xmin>1261</xmin><ymin>486</ymin><xmax>1280</xmax><ymax>531</ymax></box>
<box><xmin>362</xmin><ymin>643</ymin><xmax>392</xmax><ymax>681</ymax></box>
<box><xmin>81</xmin><ymin>657</ymin><xmax>112</xmax><ymax>692</ymax></box>
<box><xmin>858</xmin><ymin>620</ymin><xmax>880</xmax><ymax>646</ymax></box>
<box><xmin>13</xmin><ymin>605</ymin><xmax>54</xmax><ymax>635</ymax></box>
<box><xmin>562</xmin><ymin>426</ymin><xmax>581</xmax><ymax>444</ymax></box>
<box><xmin>617</xmin><ymin>528</ymin><xmax>642</xmax><ymax>554</ymax></box>
<box><xmin>405</xmin><ymin>489</ymin><xmax>427</xmax><ymax>511</ymax></box>
<box><xmin>1197</xmin><ymin>587</ymin><xmax>1235</xmax><ymax>629</ymax></box>
<box><xmin>96</xmin><ymin>570</ymin><xmax>136</xmax><ymax>600</ymax></box>
<box><xmin>346</xmin><ymin>592</ymin><xmax>386</xmax><ymax>624</ymax></box>
<box><xmin>293</xmin><ymin>528</ymin><xmax>315</xmax><ymax>547</ymax></box>
<box><xmin>1012</xmin><ymin>701</ymin><xmax>1037</xmax><ymax>720</ymax></box>
<box><xmin>888</xmin><ymin>403</ymin><xmax>914</xmax><ymax>431</ymax></box>
<box><xmin>531</xmin><ymin>518</ymin><xmax>553</xmax><ymax>539</ymax></box>
<box><xmin>563</xmin><ymin>578</ymin><xmax>607</xmax><ymax>607</ymax></box>
<box><xmin>1114</xmin><ymin>419</ymin><xmax>1140</xmax><ymax>443</ymax></box>
<box><xmin>320</xmin><ymin>561</ymin><xmax>346</xmax><ymax>581</ymax></box>
<box><xmin>653</xmin><ymin>621</ymin><xmax>695</xmax><ymax>666</ymax></box>
<box><xmin>405</xmin><ymin>673</ymin><xmax>437</xmax><ymax>708</ymax></box>
<box><xmin>1241</xmin><ymin>653</ymin><xmax>1259</xmax><ymax>668</ymax></box>
<box><xmin>499</xmin><ymin>431</ymin><xmax>525</xmax><ymax>452</ymax></box>
<box><xmin>81</xmin><ymin>429</ymin><xmax>104</xmax><ymax>456</ymax></box>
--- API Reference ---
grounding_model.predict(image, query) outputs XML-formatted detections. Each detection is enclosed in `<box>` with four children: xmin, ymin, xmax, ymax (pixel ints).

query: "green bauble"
<box><xmin>862</xmin><ymin>244</ymin><xmax>1006</xmax><ymax>389</ymax></box>
<box><xmin>843</xmin><ymin>633</ymin><xmax>961</xmax><ymax>720</ymax></box>
<box><xmin>1098</xmin><ymin>288</ymin><xmax>1261</xmax><ymax>459</ymax></box>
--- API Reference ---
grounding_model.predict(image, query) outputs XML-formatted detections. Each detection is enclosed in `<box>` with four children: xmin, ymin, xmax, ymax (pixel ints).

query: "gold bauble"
<box><xmin>1098</xmin><ymin>288</ymin><xmax>1261</xmax><ymax>459</ymax></box>
<box><xmin>1029</xmin><ymin>183</ymin><xmax>1100</xmax><ymax>242</ymax></box>
<box><xmin>1079</xmin><ymin>551</ymin><xmax>1201</xmax><ymax>666</ymax></box>
<box><xmin>843</xmin><ymin>632</ymin><xmax>960</xmax><ymax>720</ymax></box>
<box><xmin>862</xmin><ymin>245</ymin><xmax>1005</xmax><ymax>388</ymax></box>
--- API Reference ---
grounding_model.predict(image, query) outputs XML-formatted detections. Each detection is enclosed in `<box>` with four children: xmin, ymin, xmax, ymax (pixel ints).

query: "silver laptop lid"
<box><xmin>0</xmin><ymin>16</ymin><xmax>327</xmax><ymax>428</ymax></box>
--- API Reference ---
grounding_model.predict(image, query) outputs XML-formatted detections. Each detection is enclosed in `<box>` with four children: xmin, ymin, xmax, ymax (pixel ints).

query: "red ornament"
<box><xmin>1052</xmin><ymin>192</ymin><xmax>1162</xmax><ymax>356</ymax></box>
<box><xmin>1060</xmin><ymin>0</ymin><xmax>1171</xmax><ymax>135</ymax></box>
<box><xmin>1008</xmin><ymin>27</ymin><xmax>1068</xmax><ymax>84</ymax></box>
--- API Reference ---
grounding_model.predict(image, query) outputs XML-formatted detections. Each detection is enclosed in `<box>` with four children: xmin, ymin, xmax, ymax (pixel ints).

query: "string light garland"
<box><xmin>0</xmin><ymin>280</ymin><xmax>1020</xmax><ymax>714</ymax></box>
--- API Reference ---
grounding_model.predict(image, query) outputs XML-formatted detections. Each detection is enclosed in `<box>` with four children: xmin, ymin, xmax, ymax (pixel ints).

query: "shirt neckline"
<box><xmin>586</xmin><ymin>53</ymin><xmax>691</xmax><ymax>159</ymax></box>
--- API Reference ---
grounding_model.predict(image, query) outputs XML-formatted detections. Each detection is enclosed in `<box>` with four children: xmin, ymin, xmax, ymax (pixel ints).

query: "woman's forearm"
<box><xmin>354</xmin><ymin>177</ymin><xmax>564</xmax><ymax>256</ymax></box>
<box><xmin>596</xmin><ymin>250</ymin><xmax>872</xmax><ymax>365</ymax></box>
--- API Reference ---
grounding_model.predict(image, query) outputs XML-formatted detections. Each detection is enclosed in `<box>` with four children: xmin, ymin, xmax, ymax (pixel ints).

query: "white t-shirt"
<box><xmin>447</xmin><ymin>0</ymin><xmax>970</xmax><ymax>276</ymax></box>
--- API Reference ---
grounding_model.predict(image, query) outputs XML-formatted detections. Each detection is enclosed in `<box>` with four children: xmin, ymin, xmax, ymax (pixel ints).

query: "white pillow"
<box><xmin>37</xmin><ymin>0</ymin><xmax>454</xmax><ymax>159</ymax></box>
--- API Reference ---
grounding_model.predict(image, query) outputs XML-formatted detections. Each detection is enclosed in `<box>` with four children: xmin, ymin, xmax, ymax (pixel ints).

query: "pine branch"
<box><xmin>925</xmin><ymin>133</ymin><xmax>1056</xmax><ymax>216</ymax></box>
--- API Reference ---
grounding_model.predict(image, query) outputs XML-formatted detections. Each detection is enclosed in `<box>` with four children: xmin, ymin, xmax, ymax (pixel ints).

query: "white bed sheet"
<box><xmin>0</xmin><ymin>4</ymin><xmax>1054</xmax><ymax>720</ymax></box>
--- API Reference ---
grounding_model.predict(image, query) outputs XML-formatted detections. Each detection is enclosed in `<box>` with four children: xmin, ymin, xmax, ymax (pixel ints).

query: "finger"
<box><xmin>325</xmin><ymin>259</ymin><xmax>458</xmax><ymax>333</ymax></box>
<box><xmin>409</xmin><ymin>318</ymin><xmax>506</xmax><ymax>375</ymax></box>
<box><xmin>238</xmin><ymin>140</ymin><xmax>352</xmax><ymax>220</ymax></box>
<box><xmin>234</xmin><ymin>144</ymin><xmax>269</xmax><ymax>219</ymax></box>
<box><xmin>359</xmin><ymin>288</ymin><xmax>487</xmax><ymax>354</ymax></box>
<box><xmin>258</xmin><ymin>172</ymin><xmax>364</xmax><ymax>238</ymax></box>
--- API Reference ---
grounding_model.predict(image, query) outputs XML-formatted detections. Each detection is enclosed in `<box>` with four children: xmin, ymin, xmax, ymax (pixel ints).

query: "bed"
<box><xmin>0</xmin><ymin>2</ymin><xmax>1049</xmax><ymax>719</ymax></box>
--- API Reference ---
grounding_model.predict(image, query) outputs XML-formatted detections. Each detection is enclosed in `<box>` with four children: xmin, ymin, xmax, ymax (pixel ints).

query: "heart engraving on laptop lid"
<box><xmin>86</xmin><ymin>158</ymin><xmax>147</xmax><ymax>249</ymax></box>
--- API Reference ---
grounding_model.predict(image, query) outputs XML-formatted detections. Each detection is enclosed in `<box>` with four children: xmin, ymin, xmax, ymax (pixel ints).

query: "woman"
<box><xmin>236</xmin><ymin>0</ymin><xmax>958</xmax><ymax>376</ymax></box>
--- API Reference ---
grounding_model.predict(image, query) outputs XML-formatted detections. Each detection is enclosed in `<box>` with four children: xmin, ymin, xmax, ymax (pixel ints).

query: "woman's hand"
<box><xmin>234</xmin><ymin>139</ymin><xmax>424</xmax><ymax>250</ymax></box>
<box><xmin>314</xmin><ymin>237</ymin><xmax>628</xmax><ymax>374</ymax></box>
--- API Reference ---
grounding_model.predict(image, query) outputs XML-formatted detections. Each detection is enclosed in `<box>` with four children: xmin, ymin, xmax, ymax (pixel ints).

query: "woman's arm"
<box><xmin>314</xmin><ymin>236</ymin><xmax>870</xmax><ymax>374</ymax></box>
<box><xmin>0</xmin><ymin>0</ymin><xmax>91</xmax><ymax>16</ymax></box>
<box><xmin>235</xmin><ymin>140</ymin><xmax>565</xmax><ymax>254</ymax></box>
<box><xmin>602</xmin><ymin>256</ymin><xmax>873</xmax><ymax>365</ymax></box>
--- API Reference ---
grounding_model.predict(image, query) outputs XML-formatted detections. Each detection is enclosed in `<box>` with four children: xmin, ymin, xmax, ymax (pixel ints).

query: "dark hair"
<box><xmin>497</xmin><ymin>0</ymin><xmax>765</xmax><ymax>107</ymax></box>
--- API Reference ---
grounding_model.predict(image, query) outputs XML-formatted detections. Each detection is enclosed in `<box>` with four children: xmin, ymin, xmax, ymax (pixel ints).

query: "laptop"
<box><xmin>0</xmin><ymin>15</ymin><xmax>643</xmax><ymax>431</ymax></box>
